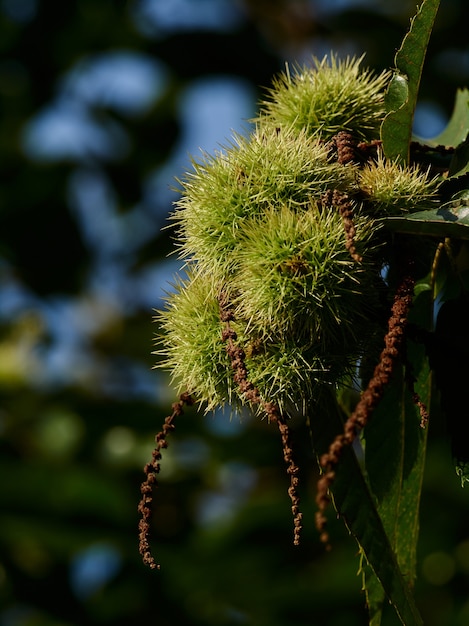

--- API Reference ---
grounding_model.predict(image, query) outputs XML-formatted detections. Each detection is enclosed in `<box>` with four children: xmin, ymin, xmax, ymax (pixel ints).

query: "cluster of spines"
<box><xmin>173</xmin><ymin>126</ymin><xmax>359</xmax><ymax>280</ymax></box>
<box><xmin>257</xmin><ymin>55</ymin><xmax>391</xmax><ymax>140</ymax></box>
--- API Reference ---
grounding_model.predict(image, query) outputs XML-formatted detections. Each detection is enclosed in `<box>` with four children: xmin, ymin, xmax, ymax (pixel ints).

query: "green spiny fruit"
<box><xmin>230</xmin><ymin>202</ymin><xmax>383</xmax><ymax>351</ymax></box>
<box><xmin>156</xmin><ymin>270</ymin><xmax>235</xmax><ymax>411</ymax></box>
<box><xmin>357</xmin><ymin>153</ymin><xmax>440</xmax><ymax>216</ymax></box>
<box><xmin>157</xmin><ymin>55</ymin><xmax>441</xmax><ymax>417</ymax></box>
<box><xmin>157</xmin><ymin>266</ymin><xmax>367</xmax><ymax>416</ymax></box>
<box><xmin>256</xmin><ymin>54</ymin><xmax>391</xmax><ymax>141</ymax></box>
<box><xmin>173</xmin><ymin>126</ymin><xmax>357</xmax><ymax>280</ymax></box>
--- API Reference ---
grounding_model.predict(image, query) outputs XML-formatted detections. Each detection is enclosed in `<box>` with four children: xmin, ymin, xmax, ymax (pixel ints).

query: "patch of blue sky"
<box><xmin>69</xmin><ymin>543</ymin><xmax>122</xmax><ymax>601</ymax></box>
<box><xmin>145</xmin><ymin>75</ymin><xmax>256</xmax><ymax>213</ymax></box>
<box><xmin>21</xmin><ymin>50</ymin><xmax>169</xmax><ymax>163</ymax></box>
<box><xmin>32</xmin><ymin>339</ymin><xmax>98</xmax><ymax>391</ymax></box>
<box><xmin>66</xmin><ymin>160</ymin><xmax>177</xmax><ymax>316</ymax></box>
<box><xmin>413</xmin><ymin>100</ymin><xmax>448</xmax><ymax>140</ymax></box>
<box><xmin>178</xmin><ymin>75</ymin><xmax>255</xmax><ymax>156</ymax></box>
<box><xmin>0</xmin><ymin>265</ymin><xmax>163</xmax><ymax>394</ymax></box>
<box><xmin>195</xmin><ymin>491</ymin><xmax>238</xmax><ymax>525</ymax></box>
<box><xmin>67</xmin><ymin>168</ymin><xmax>125</xmax><ymax>259</ymax></box>
<box><xmin>131</xmin><ymin>0</ymin><xmax>243</xmax><ymax>37</ymax></box>
<box><xmin>21</xmin><ymin>100</ymin><xmax>130</xmax><ymax>163</ymax></box>
<box><xmin>204</xmin><ymin>406</ymin><xmax>251</xmax><ymax>438</ymax></box>
<box><xmin>219</xmin><ymin>461</ymin><xmax>258</xmax><ymax>496</ymax></box>
<box><xmin>172</xmin><ymin>437</ymin><xmax>211</xmax><ymax>471</ymax></box>
<box><xmin>42</xmin><ymin>294</ymin><xmax>119</xmax><ymax>347</ymax></box>
<box><xmin>60</xmin><ymin>51</ymin><xmax>169</xmax><ymax>117</ymax></box>
<box><xmin>29</xmin><ymin>305</ymin><xmax>161</xmax><ymax>396</ymax></box>
<box><xmin>133</xmin><ymin>258</ymin><xmax>187</xmax><ymax>309</ymax></box>
<box><xmin>84</xmin><ymin>260</ymin><xmax>142</xmax><ymax>312</ymax></box>
<box><xmin>0</xmin><ymin>264</ymin><xmax>39</xmax><ymax>321</ymax></box>
<box><xmin>195</xmin><ymin>461</ymin><xmax>257</xmax><ymax>526</ymax></box>
<box><xmin>97</xmin><ymin>356</ymin><xmax>163</xmax><ymax>401</ymax></box>
<box><xmin>313</xmin><ymin>0</ymin><xmax>403</xmax><ymax>18</ymax></box>
<box><xmin>68</xmin><ymin>167</ymin><xmax>164</xmax><ymax>264</ymax></box>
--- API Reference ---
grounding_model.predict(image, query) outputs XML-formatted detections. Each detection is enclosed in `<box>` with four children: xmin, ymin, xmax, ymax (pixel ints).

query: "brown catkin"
<box><xmin>218</xmin><ymin>292</ymin><xmax>303</xmax><ymax>544</ymax></box>
<box><xmin>320</xmin><ymin>189</ymin><xmax>362</xmax><ymax>263</ymax></box>
<box><xmin>315</xmin><ymin>266</ymin><xmax>415</xmax><ymax>545</ymax></box>
<box><xmin>138</xmin><ymin>392</ymin><xmax>194</xmax><ymax>569</ymax></box>
<box><xmin>332</xmin><ymin>130</ymin><xmax>357</xmax><ymax>165</ymax></box>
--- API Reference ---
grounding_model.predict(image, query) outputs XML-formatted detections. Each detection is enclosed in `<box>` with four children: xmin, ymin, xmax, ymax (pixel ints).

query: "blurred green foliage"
<box><xmin>2</xmin><ymin>1</ymin><xmax>469</xmax><ymax>625</ymax></box>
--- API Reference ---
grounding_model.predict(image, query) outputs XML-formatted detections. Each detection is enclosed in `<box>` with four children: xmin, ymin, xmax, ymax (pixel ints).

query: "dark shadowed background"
<box><xmin>1</xmin><ymin>1</ymin><xmax>469</xmax><ymax>625</ymax></box>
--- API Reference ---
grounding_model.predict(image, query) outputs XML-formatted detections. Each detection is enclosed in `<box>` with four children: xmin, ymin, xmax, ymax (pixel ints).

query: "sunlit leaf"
<box><xmin>448</xmin><ymin>136</ymin><xmax>469</xmax><ymax>178</ymax></box>
<box><xmin>381</xmin><ymin>0</ymin><xmax>441</xmax><ymax>162</ymax></box>
<box><xmin>421</xmin><ymin>88</ymin><xmax>469</xmax><ymax>149</ymax></box>
<box><xmin>383</xmin><ymin>198</ymin><xmax>469</xmax><ymax>240</ymax></box>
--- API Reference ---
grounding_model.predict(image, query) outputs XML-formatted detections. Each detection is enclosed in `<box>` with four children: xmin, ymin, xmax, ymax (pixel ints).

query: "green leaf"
<box><xmin>361</xmin><ymin>554</ymin><xmax>388</xmax><ymax>626</ymax></box>
<box><xmin>310</xmin><ymin>390</ymin><xmax>424</xmax><ymax>626</ymax></box>
<box><xmin>381</xmin><ymin>0</ymin><xmax>441</xmax><ymax>162</ymax></box>
<box><xmin>383</xmin><ymin>198</ymin><xmax>469</xmax><ymax>241</ymax></box>
<box><xmin>421</xmin><ymin>88</ymin><xmax>469</xmax><ymax>149</ymax></box>
<box><xmin>448</xmin><ymin>135</ymin><xmax>469</xmax><ymax>178</ymax></box>
<box><xmin>361</xmin><ymin>285</ymin><xmax>433</xmax><ymax>625</ymax></box>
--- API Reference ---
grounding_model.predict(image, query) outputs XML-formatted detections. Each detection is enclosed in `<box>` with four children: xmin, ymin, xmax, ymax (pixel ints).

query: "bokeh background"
<box><xmin>1</xmin><ymin>1</ymin><xmax>469</xmax><ymax>625</ymax></box>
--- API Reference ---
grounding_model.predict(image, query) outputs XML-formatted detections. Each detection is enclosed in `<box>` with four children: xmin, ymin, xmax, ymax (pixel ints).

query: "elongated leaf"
<box><xmin>422</xmin><ymin>88</ymin><xmax>469</xmax><ymax>148</ymax></box>
<box><xmin>362</xmin><ymin>285</ymin><xmax>433</xmax><ymax>625</ymax></box>
<box><xmin>361</xmin><ymin>553</ymin><xmax>388</xmax><ymax>626</ymax></box>
<box><xmin>382</xmin><ymin>74</ymin><xmax>409</xmax><ymax>161</ymax></box>
<box><xmin>448</xmin><ymin>136</ymin><xmax>469</xmax><ymax>178</ymax></box>
<box><xmin>381</xmin><ymin>0</ymin><xmax>440</xmax><ymax>162</ymax></box>
<box><xmin>309</xmin><ymin>390</ymin><xmax>424</xmax><ymax>626</ymax></box>
<box><xmin>360</xmin><ymin>371</ymin><xmax>407</xmax><ymax>626</ymax></box>
<box><xmin>383</xmin><ymin>200</ymin><xmax>469</xmax><ymax>240</ymax></box>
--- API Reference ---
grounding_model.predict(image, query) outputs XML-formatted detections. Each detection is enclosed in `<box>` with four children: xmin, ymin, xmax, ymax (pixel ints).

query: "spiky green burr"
<box><xmin>257</xmin><ymin>54</ymin><xmax>391</xmax><ymax>141</ymax></box>
<box><xmin>157</xmin><ymin>55</ymin><xmax>441</xmax><ymax>415</ymax></box>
